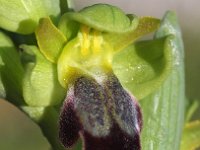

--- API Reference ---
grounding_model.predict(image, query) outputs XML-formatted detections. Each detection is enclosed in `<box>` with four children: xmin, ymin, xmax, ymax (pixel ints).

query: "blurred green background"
<box><xmin>0</xmin><ymin>0</ymin><xmax>200</xmax><ymax>149</ymax></box>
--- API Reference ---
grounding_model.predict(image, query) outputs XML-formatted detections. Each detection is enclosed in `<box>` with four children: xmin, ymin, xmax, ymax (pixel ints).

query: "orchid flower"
<box><xmin>0</xmin><ymin>1</ymin><xmax>199</xmax><ymax>150</ymax></box>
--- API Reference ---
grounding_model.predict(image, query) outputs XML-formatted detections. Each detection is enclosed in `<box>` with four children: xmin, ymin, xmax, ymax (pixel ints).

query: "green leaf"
<box><xmin>181</xmin><ymin>121</ymin><xmax>200</xmax><ymax>150</ymax></box>
<box><xmin>113</xmin><ymin>36</ymin><xmax>173</xmax><ymax>99</ymax></box>
<box><xmin>0</xmin><ymin>0</ymin><xmax>60</xmax><ymax>34</ymax></box>
<box><xmin>140</xmin><ymin>11</ymin><xmax>185</xmax><ymax>150</ymax></box>
<box><xmin>21</xmin><ymin>45</ymin><xmax>65</xmax><ymax>106</ymax></box>
<box><xmin>36</xmin><ymin>18</ymin><xmax>67</xmax><ymax>63</ymax></box>
<box><xmin>0</xmin><ymin>31</ymin><xmax>24</xmax><ymax>105</ymax></box>
<box><xmin>65</xmin><ymin>4</ymin><xmax>139</xmax><ymax>33</ymax></box>
<box><xmin>104</xmin><ymin>17</ymin><xmax>160</xmax><ymax>51</ymax></box>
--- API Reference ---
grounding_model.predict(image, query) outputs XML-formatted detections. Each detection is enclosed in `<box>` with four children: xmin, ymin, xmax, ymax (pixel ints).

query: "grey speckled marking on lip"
<box><xmin>59</xmin><ymin>75</ymin><xmax>142</xmax><ymax>150</ymax></box>
<box><xmin>74</xmin><ymin>77</ymin><xmax>111</xmax><ymax>137</ymax></box>
<box><xmin>104</xmin><ymin>75</ymin><xmax>141</xmax><ymax>136</ymax></box>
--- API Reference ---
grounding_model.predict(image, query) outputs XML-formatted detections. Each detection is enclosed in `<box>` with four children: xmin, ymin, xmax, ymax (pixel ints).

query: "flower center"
<box><xmin>58</xmin><ymin>25</ymin><xmax>114</xmax><ymax>87</ymax></box>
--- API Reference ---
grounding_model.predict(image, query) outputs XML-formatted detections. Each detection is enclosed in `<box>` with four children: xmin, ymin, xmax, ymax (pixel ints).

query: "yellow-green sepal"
<box><xmin>36</xmin><ymin>18</ymin><xmax>67</xmax><ymax>63</ymax></box>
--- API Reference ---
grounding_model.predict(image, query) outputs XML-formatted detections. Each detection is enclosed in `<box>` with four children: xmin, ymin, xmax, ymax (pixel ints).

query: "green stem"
<box><xmin>60</xmin><ymin>0</ymin><xmax>74</xmax><ymax>14</ymax></box>
<box><xmin>67</xmin><ymin>0</ymin><xmax>74</xmax><ymax>10</ymax></box>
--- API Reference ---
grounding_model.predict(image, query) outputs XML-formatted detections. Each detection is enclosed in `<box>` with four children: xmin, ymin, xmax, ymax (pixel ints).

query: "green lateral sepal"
<box><xmin>113</xmin><ymin>35</ymin><xmax>173</xmax><ymax>99</ymax></box>
<box><xmin>21</xmin><ymin>45</ymin><xmax>65</xmax><ymax>106</ymax></box>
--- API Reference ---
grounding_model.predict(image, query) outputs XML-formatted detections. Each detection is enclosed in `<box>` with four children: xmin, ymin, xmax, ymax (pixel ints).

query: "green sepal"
<box><xmin>113</xmin><ymin>36</ymin><xmax>173</xmax><ymax>99</ymax></box>
<box><xmin>58</xmin><ymin>13</ymin><xmax>80</xmax><ymax>40</ymax></box>
<box><xmin>36</xmin><ymin>18</ymin><xmax>67</xmax><ymax>63</ymax></box>
<box><xmin>140</xmin><ymin>11</ymin><xmax>185</xmax><ymax>150</ymax></box>
<box><xmin>65</xmin><ymin>4</ymin><xmax>139</xmax><ymax>33</ymax></box>
<box><xmin>21</xmin><ymin>45</ymin><xmax>65</xmax><ymax>106</ymax></box>
<box><xmin>0</xmin><ymin>0</ymin><xmax>60</xmax><ymax>34</ymax></box>
<box><xmin>104</xmin><ymin>17</ymin><xmax>160</xmax><ymax>51</ymax></box>
<box><xmin>0</xmin><ymin>31</ymin><xmax>24</xmax><ymax>105</ymax></box>
<box><xmin>181</xmin><ymin>121</ymin><xmax>200</xmax><ymax>150</ymax></box>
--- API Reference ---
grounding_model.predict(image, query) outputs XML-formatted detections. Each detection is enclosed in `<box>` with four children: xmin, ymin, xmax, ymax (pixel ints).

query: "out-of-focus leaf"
<box><xmin>22</xmin><ymin>104</ymin><xmax>81</xmax><ymax>150</ymax></box>
<box><xmin>36</xmin><ymin>18</ymin><xmax>67</xmax><ymax>63</ymax></box>
<box><xmin>21</xmin><ymin>45</ymin><xmax>65</xmax><ymax>106</ymax></box>
<box><xmin>58</xmin><ymin>13</ymin><xmax>80</xmax><ymax>40</ymax></box>
<box><xmin>21</xmin><ymin>106</ymin><xmax>66</xmax><ymax>150</ymax></box>
<box><xmin>104</xmin><ymin>17</ymin><xmax>160</xmax><ymax>51</ymax></box>
<box><xmin>140</xmin><ymin>11</ymin><xmax>185</xmax><ymax>150</ymax></box>
<box><xmin>0</xmin><ymin>0</ymin><xmax>60</xmax><ymax>34</ymax></box>
<box><xmin>113</xmin><ymin>36</ymin><xmax>172</xmax><ymax>99</ymax></box>
<box><xmin>65</xmin><ymin>4</ymin><xmax>139</xmax><ymax>33</ymax></box>
<box><xmin>0</xmin><ymin>31</ymin><xmax>24</xmax><ymax>105</ymax></box>
<box><xmin>181</xmin><ymin>120</ymin><xmax>200</xmax><ymax>150</ymax></box>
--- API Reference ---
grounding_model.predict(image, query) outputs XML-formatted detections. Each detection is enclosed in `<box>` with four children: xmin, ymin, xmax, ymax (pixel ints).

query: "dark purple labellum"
<box><xmin>59</xmin><ymin>75</ymin><xmax>142</xmax><ymax>150</ymax></box>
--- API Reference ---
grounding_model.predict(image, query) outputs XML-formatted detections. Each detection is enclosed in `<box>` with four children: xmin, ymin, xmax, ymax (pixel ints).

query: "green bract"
<box><xmin>141</xmin><ymin>11</ymin><xmax>185</xmax><ymax>150</ymax></box>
